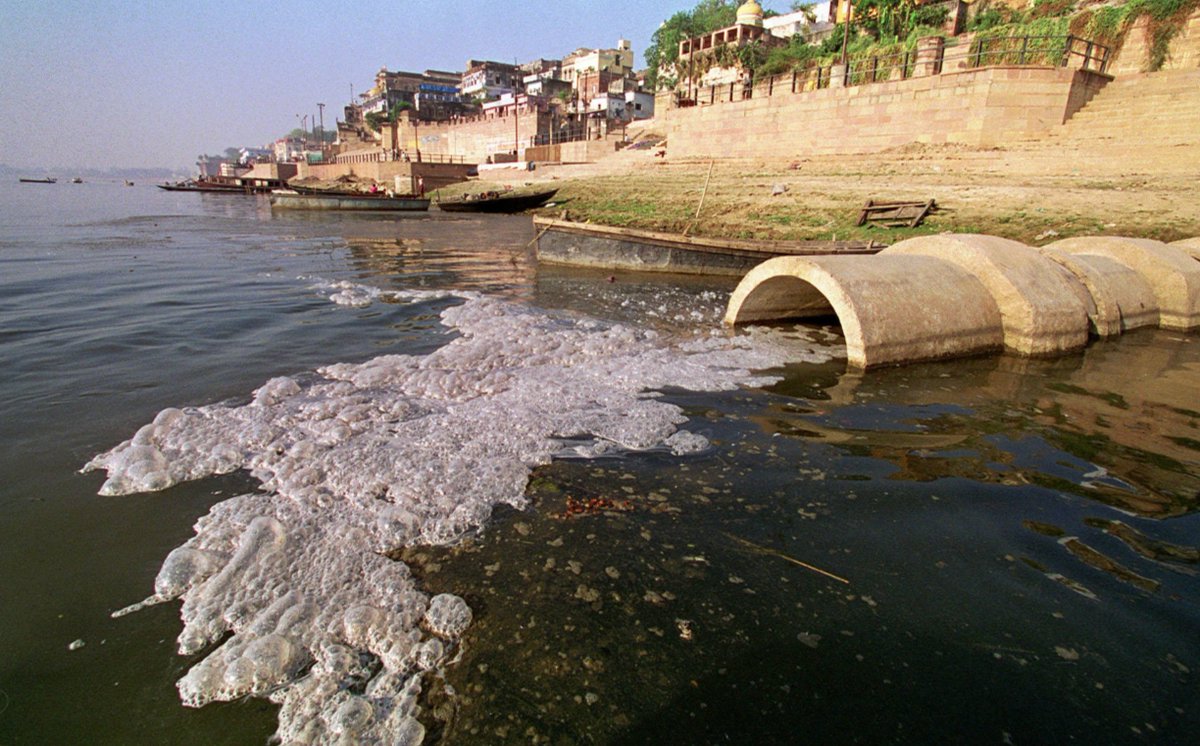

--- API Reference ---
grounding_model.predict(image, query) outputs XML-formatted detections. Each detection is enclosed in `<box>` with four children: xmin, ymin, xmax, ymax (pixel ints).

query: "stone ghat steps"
<box><xmin>1017</xmin><ymin>69</ymin><xmax>1200</xmax><ymax>152</ymax></box>
<box><xmin>1062</xmin><ymin>69</ymin><xmax>1200</xmax><ymax>125</ymax></box>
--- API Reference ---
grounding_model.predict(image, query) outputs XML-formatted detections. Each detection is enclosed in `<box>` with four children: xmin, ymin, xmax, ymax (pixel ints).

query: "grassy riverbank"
<box><xmin>493</xmin><ymin>140</ymin><xmax>1200</xmax><ymax>245</ymax></box>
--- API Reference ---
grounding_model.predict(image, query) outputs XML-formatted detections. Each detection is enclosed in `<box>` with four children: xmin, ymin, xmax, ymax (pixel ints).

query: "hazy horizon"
<box><xmin>0</xmin><ymin>1</ymin><xmax>794</xmax><ymax>172</ymax></box>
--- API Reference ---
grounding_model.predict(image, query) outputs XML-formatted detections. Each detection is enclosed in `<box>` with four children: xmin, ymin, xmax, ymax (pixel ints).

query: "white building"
<box><xmin>624</xmin><ymin>90</ymin><xmax>655</xmax><ymax>120</ymax></box>
<box><xmin>764</xmin><ymin>3</ymin><xmax>836</xmax><ymax>41</ymax></box>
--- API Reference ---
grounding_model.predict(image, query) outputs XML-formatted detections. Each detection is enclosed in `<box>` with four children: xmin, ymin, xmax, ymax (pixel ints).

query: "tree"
<box><xmin>644</xmin><ymin>0</ymin><xmax>740</xmax><ymax>89</ymax></box>
<box><xmin>790</xmin><ymin>2</ymin><xmax>818</xmax><ymax>22</ymax></box>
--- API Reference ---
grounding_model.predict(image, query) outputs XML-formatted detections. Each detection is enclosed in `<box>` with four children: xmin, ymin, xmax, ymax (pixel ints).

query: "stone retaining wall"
<box><xmin>663</xmin><ymin>65</ymin><xmax>1110</xmax><ymax>160</ymax></box>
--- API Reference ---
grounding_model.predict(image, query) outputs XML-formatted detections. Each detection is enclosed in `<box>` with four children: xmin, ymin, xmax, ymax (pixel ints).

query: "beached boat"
<box><xmin>19</xmin><ymin>177</ymin><xmax>57</xmax><ymax>184</ymax></box>
<box><xmin>437</xmin><ymin>188</ymin><xmax>558</xmax><ymax>214</ymax></box>
<box><xmin>533</xmin><ymin>217</ymin><xmax>885</xmax><ymax>276</ymax></box>
<box><xmin>269</xmin><ymin>190</ymin><xmax>430</xmax><ymax>212</ymax></box>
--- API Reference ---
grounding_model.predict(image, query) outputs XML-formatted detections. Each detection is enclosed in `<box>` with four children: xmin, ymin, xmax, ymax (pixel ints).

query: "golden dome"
<box><xmin>736</xmin><ymin>0</ymin><xmax>764</xmax><ymax>27</ymax></box>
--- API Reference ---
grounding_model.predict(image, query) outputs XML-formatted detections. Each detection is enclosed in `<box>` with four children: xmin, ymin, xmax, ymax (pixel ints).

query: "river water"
<box><xmin>0</xmin><ymin>181</ymin><xmax>1196</xmax><ymax>744</ymax></box>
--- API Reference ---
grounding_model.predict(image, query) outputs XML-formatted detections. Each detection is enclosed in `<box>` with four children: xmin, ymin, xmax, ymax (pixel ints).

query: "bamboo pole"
<box><xmin>694</xmin><ymin>159</ymin><xmax>715</xmax><ymax>219</ymax></box>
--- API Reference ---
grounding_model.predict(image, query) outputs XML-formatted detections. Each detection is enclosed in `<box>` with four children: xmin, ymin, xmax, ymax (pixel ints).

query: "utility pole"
<box><xmin>840</xmin><ymin>0</ymin><xmax>852</xmax><ymax>66</ymax></box>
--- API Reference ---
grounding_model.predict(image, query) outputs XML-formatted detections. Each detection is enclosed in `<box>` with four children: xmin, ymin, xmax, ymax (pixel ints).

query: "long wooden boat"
<box><xmin>437</xmin><ymin>188</ymin><xmax>558</xmax><ymax>214</ymax></box>
<box><xmin>19</xmin><ymin>177</ymin><xmax>57</xmax><ymax>184</ymax></box>
<box><xmin>285</xmin><ymin>183</ymin><xmax>363</xmax><ymax>195</ymax></box>
<box><xmin>533</xmin><ymin>217</ymin><xmax>885</xmax><ymax>276</ymax></box>
<box><xmin>158</xmin><ymin>179</ymin><xmax>260</xmax><ymax>193</ymax></box>
<box><xmin>269</xmin><ymin>190</ymin><xmax>430</xmax><ymax>212</ymax></box>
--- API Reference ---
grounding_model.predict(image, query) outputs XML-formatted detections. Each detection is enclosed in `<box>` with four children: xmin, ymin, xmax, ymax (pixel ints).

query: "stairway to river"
<box><xmin>1003</xmin><ymin>67</ymin><xmax>1200</xmax><ymax>175</ymax></box>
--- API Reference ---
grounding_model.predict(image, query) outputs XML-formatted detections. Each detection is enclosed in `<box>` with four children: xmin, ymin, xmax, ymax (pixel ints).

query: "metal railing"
<box><xmin>333</xmin><ymin>150</ymin><xmax>468</xmax><ymax>165</ymax></box>
<box><xmin>844</xmin><ymin>49</ymin><xmax>925</xmax><ymax>86</ymax></box>
<box><xmin>968</xmin><ymin>34</ymin><xmax>1111</xmax><ymax>73</ymax></box>
<box><xmin>675</xmin><ymin>34</ymin><xmax>1109</xmax><ymax>110</ymax></box>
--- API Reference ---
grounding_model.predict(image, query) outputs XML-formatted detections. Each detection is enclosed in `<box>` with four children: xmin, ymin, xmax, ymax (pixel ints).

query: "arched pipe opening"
<box><xmin>725</xmin><ymin>255</ymin><xmax>1005</xmax><ymax>369</ymax></box>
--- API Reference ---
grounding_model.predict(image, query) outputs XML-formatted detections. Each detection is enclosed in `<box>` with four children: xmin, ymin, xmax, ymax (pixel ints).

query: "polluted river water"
<box><xmin>0</xmin><ymin>181</ymin><xmax>1196</xmax><ymax>744</ymax></box>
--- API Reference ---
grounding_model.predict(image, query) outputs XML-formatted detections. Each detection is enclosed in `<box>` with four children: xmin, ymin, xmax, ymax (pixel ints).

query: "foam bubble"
<box><xmin>86</xmin><ymin>289</ymin><xmax>835</xmax><ymax>742</ymax></box>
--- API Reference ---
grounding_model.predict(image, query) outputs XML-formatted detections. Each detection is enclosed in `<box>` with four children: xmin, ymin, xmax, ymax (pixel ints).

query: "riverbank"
<box><xmin>454</xmin><ymin>135</ymin><xmax>1200</xmax><ymax>245</ymax></box>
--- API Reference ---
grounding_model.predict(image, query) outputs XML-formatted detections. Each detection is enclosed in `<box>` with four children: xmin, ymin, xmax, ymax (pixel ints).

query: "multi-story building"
<box><xmin>524</xmin><ymin>73</ymin><xmax>573</xmax><ymax>100</ymax></box>
<box><xmin>273</xmin><ymin>137</ymin><xmax>305</xmax><ymax>163</ymax></box>
<box><xmin>677</xmin><ymin>1</ymin><xmax>787</xmax><ymax>90</ymax></box>
<box><xmin>561</xmin><ymin>40</ymin><xmax>634</xmax><ymax>89</ymax></box>
<box><xmin>461</xmin><ymin>60</ymin><xmax>524</xmax><ymax>100</ymax></box>
<box><xmin>359</xmin><ymin>68</ymin><xmax>469</xmax><ymax>121</ymax></box>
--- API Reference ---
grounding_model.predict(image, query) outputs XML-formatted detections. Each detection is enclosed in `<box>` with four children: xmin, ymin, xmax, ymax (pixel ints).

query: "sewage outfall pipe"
<box><xmin>724</xmin><ymin>254</ymin><xmax>1004</xmax><ymax>368</ymax></box>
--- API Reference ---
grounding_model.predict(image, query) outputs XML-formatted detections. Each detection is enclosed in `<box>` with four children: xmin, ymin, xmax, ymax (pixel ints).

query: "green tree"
<box><xmin>644</xmin><ymin>0</ymin><xmax>739</xmax><ymax>89</ymax></box>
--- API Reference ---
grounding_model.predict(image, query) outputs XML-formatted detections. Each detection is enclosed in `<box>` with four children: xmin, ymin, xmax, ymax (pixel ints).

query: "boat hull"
<box><xmin>437</xmin><ymin>189</ymin><xmax>557</xmax><ymax>213</ymax></box>
<box><xmin>269</xmin><ymin>192</ymin><xmax>430</xmax><ymax>211</ymax></box>
<box><xmin>533</xmin><ymin>217</ymin><xmax>883</xmax><ymax>276</ymax></box>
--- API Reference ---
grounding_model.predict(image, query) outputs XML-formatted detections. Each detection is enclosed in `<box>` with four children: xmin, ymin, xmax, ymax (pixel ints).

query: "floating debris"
<box><xmin>552</xmin><ymin>495</ymin><xmax>635</xmax><ymax>519</ymax></box>
<box><xmin>675</xmin><ymin>619</ymin><xmax>694</xmax><ymax>641</ymax></box>
<box><xmin>725</xmin><ymin>533</ymin><xmax>850</xmax><ymax>585</ymax></box>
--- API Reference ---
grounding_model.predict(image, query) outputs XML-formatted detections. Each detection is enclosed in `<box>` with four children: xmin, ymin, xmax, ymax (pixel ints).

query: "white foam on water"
<box><xmin>85</xmin><ymin>287</ymin><xmax>837</xmax><ymax>743</ymax></box>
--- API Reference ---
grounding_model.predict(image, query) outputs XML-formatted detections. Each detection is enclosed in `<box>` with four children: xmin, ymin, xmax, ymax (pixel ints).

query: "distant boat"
<box><xmin>124</xmin><ymin>180</ymin><xmax>135</xmax><ymax>186</ymax></box>
<box><xmin>71</xmin><ymin>177</ymin><xmax>83</xmax><ymax>183</ymax></box>
<box><xmin>437</xmin><ymin>188</ymin><xmax>559</xmax><ymax>213</ymax></box>
<box><xmin>19</xmin><ymin>177</ymin><xmax>56</xmax><ymax>184</ymax></box>
<box><xmin>269</xmin><ymin>190</ymin><xmax>430</xmax><ymax>212</ymax></box>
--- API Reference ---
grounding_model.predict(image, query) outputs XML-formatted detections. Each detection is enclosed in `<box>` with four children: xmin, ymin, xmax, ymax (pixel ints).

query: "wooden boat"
<box><xmin>269</xmin><ymin>190</ymin><xmax>430</xmax><ymax>212</ymax></box>
<box><xmin>19</xmin><ymin>177</ymin><xmax>56</xmax><ymax>184</ymax></box>
<box><xmin>533</xmin><ymin>217</ymin><xmax>885</xmax><ymax>276</ymax></box>
<box><xmin>437</xmin><ymin>188</ymin><xmax>558</xmax><ymax>214</ymax></box>
<box><xmin>158</xmin><ymin>180</ymin><xmax>246</xmax><ymax>193</ymax></box>
<box><xmin>285</xmin><ymin>183</ymin><xmax>362</xmax><ymax>195</ymax></box>
<box><xmin>71</xmin><ymin>177</ymin><xmax>83</xmax><ymax>184</ymax></box>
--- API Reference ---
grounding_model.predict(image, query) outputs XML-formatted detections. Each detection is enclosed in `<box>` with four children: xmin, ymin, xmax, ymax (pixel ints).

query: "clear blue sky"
<box><xmin>0</xmin><ymin>0</ymin><xmax>793</xmax><ymax>171</ymax></box>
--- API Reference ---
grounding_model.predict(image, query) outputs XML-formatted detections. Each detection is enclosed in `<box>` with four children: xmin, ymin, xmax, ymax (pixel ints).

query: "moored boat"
<box><xmin>269</xmin><ymin>190</ymin><xmax>430</xmax><ymax>212</ymax></box>
<box><xmin>437</xmin><ymin>188</ymin><xmax>558</xmax><ymax>213</ymax></box>
<box><xmin>19</xmin><ymin>177</ymin><xmax>57</xmax><ymax>184</ymax></box>
<box><xmin>158</xmin><ymin>179</ymin><xmax>247</xmax><ymax>193</ymax></box>
<box><xmin>533</xmin><ymin>216</ymin><xmax>885</xmax><ymax>276</ymax></box>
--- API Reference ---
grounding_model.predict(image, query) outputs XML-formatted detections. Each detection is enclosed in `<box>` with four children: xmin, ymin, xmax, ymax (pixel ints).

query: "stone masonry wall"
<box><xmin>396</xmin><ymin>111</ymin><xmax>547</xmax><ymax>163</ymax></box>
<box><xmin>663</xmin><ymin>65</ymin><xmax>1107</xmax><ymax>159</ymax></box>
<box><xmin>1108</xmin><ymin>8</ymin><xmax>1200</xmax><ymax>75</ymax></box>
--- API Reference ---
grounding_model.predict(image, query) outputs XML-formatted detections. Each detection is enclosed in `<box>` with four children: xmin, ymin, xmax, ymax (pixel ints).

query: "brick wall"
<box><xmin>1108</xmin><ymin>8</ymin><xmax>1200</xmax><ymax>75</ymax></box>
<box><xmin>662</xmin><ymin>65</ymin><xmax>1108</xmax><ymax>159</ymax></box>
